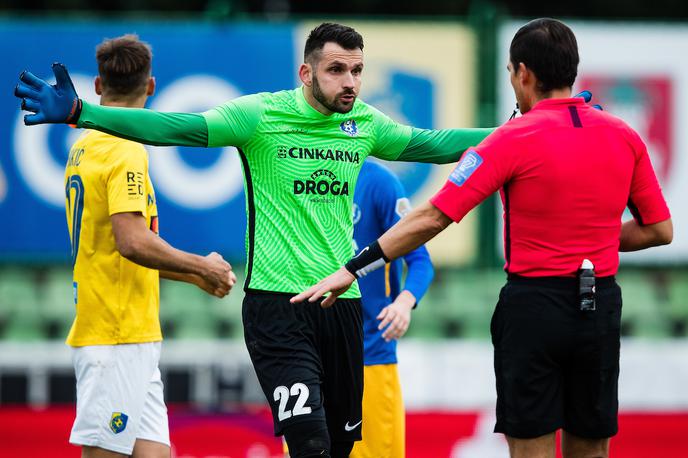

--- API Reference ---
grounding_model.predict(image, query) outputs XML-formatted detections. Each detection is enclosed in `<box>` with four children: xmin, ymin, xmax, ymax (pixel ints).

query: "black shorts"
<box><xmin>242</xmin><ymin>291</ymin><xmax>363</xmax><ymax>442</ymax></box>
<box><xmin>491</xmin><ymin>275</ymin><xmax>621</xmax><ymax>439</ymax></box>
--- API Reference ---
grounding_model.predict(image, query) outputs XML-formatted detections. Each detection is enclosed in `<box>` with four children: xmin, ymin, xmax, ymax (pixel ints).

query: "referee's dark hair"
<box><xmin>304</xmin><ymin>23</ymin><xmax>364</xmax><ymax>64</ymax></box>
<box><xmin>510</xmin><ymin>18</ymin><xmax>579</xmax><ymax>93</ymax></box>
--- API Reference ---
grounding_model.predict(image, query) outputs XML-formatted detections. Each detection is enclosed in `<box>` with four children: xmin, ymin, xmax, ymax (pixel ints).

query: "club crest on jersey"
<box><xmin>340</xmin><ymin>119</ymin><xmax>358</xmax><ymax>137</ymax></box>
<box><xmin>449</xmin><ymin>149</ymin><xmax>483</xmax><ymax>186</ymax></box>
<box><xmin>110</xmin><ymin>412</ymin><xmax>128</xmax><ymax>434</ymax></box>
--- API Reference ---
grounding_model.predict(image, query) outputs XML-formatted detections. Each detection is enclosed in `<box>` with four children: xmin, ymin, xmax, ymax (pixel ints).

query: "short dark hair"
<box><xmin>96</xmin><ymin>34</ymin><xmax>152</xmax><ymax>97</ymax></box>
<box><xmin>304</xmin><ymin>23</ymin><xmax>364</xmax><ymax>64</ymax></box>
<box><xmin>509</xmin><ymin>18</ymin><xmax>579</xmax><ymax>93</ymax></box>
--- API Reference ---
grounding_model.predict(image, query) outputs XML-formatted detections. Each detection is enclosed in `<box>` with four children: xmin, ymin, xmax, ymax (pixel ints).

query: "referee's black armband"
<box><xmin>345</xmin><ymin>240</ymin><xmax>389</xmax><ymax>278</ymax></box>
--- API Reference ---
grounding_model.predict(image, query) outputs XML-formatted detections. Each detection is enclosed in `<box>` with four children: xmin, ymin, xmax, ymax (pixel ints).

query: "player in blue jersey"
<box><xmin>350</xmin><ymin>160</ymin><xmax>434</xmax><ymax>458</ymax></box>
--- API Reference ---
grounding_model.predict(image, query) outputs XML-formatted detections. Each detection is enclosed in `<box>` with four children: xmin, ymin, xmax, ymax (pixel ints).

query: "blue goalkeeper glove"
<box><xmin>575</xmin><ymin>90</ymin><xmax>603</xmax><ymax>110</ymax></box>
<box><xmin>14</xmin><ymin>63</ymin><xmax>82</xmax><ymax>125</ymax></box>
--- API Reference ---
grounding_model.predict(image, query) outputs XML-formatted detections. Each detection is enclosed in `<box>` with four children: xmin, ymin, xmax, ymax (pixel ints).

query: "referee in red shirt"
<box><xmin>294</xmin><ymin>18</ymin><xmax>673</xmax><ymax>458</ymax></box>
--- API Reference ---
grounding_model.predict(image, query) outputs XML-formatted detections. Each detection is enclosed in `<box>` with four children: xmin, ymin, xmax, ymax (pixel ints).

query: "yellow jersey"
<box><xmin>64</xmin><ymin>130</ymin><xmax>161</xmax><ymax>346</ymax></box>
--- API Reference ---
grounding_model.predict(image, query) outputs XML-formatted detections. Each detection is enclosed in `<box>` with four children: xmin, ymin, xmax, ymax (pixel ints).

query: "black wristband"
<box><xmin>345</xmin><ymin>240</ymin><xmax>389</xmax><ymax>278</ymax></box>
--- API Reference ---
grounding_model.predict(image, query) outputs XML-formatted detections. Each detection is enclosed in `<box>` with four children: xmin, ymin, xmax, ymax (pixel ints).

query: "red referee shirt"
<box><xmin>431</xmin><ymin>97</ymin><xmax>670</xmax><ymax>277</ymax></box>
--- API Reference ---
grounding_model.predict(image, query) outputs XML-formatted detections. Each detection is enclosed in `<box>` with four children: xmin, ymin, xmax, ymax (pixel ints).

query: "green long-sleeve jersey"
<box><xmin>77</xmin><ymin>87</ymin><xmax>493</xmax><ymax>297</ymax></box>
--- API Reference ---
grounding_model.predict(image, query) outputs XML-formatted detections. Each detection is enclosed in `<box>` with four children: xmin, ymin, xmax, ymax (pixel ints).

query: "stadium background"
<box><xmin>1</xmin><ymin>1</ymin><xmax>687</xmax><ymax>457</ymax></box>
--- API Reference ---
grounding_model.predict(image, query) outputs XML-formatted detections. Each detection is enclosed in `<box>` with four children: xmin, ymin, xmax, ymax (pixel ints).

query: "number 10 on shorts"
<box><xmin>273</xmin><ymin>383</ymin><xmax>312</xmax><ymax>421</ymax></box>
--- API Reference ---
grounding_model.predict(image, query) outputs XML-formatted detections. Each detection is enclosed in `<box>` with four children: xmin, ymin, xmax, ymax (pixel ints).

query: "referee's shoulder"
<box><xmin>480</xmin><ymin>114</ymin><xmax>534</xmax><ymax>147</ymax></box>
<box><xmin>583</xmin><ymin>106</ymin><xmax>644</xmax><ymax>143</ymax></box>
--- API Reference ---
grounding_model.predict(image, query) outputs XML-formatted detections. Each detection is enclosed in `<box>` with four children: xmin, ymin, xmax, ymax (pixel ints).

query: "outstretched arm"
<box><xmin>291</xmin><ymin>202</ymin><xmax>450</xmax><ymax>307</ymax></box>
<box><xmin>394</xmin><ymin>127</ymin><xmax>495</xmax><ymax>164</ymax></box>
<box><xmin>78</xmin><ymin>103</ymin><xmax>209</xmax><ymax>146</ymax></box>
<box><xmin>371</xmin><ymin>90</ymin><xmax>600</xmax><ymax>165</ymax></box>
<box><xmin>15</xmin><ymin>63</ymin><xmax>260</xmax><ymax>148</ymax></box>
<box><xmin>79</xmin><ymin>93</ymin><xmax>264</xmax><ymax>147</ymax></box>
<box><xmin>365</xmin><ymin>103</ymin><xmax>494</xmax><ymax>165</ymax></box>
<box><xmin>377</xmin><ymin>202</ymin><xmax>452</xmax><ymax>260</ymax></box>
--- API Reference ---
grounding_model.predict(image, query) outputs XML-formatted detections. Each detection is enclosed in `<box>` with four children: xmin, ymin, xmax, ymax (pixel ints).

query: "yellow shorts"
<box><xmin>350</xmin><ymin>363</ymin><xmax>405</xmax><ymax>458</ymax></box>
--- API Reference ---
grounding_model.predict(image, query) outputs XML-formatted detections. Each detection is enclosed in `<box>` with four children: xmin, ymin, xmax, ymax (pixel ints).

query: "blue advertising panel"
<box><xmin>0</xmin><ymin>20</ymin><xmax>295</xmax><ymax>262</ymax></box>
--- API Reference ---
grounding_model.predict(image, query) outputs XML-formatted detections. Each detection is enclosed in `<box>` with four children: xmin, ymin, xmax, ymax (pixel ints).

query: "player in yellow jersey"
<box><xmin>64</xmin><ymin>35</ymin><xmax>236</xmax><ymax>458</ymax></box>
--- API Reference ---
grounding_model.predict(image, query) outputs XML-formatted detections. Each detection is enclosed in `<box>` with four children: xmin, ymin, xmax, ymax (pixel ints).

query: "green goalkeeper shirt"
<box><xmin>77</xmin><ymin>87</ymin><xmax>493</xmax><ymax>297</ymax></box>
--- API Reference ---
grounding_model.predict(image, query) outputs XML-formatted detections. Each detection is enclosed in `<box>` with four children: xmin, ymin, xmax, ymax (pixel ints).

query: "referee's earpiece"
<box><xmin>509</xmin><ymin>102</ymin><xmax>519</xmax><ymax>121</ymax></box>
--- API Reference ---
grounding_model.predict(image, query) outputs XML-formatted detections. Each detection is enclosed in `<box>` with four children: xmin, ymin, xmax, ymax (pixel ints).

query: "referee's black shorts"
<box><xmin>242</xmin><ymin>291</ymin><xmax>363</xmax><ymax>442</ymax></box>
<box><xmin>491</xmin><ymin>275</ymin><xmax>621</xmax><ymax>439</ymax></box>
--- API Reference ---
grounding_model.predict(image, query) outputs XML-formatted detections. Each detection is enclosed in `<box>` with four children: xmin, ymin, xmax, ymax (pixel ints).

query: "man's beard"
<box><xmin>312</xmin><ymin>75</ymin><xmax>356</xmax><ymax>114</ymax></box>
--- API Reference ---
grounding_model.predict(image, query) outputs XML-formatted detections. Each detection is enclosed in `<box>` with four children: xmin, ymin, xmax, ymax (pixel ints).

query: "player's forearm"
<box><xmin>159</xmin><ymin>270</ymin><xmax>202</xmax><ymax>286</ymax></box>
<box><xmin>402</xmin><ymin>246</ymin><xmax>434</xmax><ymax>303</ymax></box>
<box><xmin>118</xmin><ymin>231</ymin><xmax>208</xmax><ymax>277</ymax></box>
<box><xmin>77</xmin><ymin>101</ymin><xmax>209</xmax><ymax>147</ymax></box>
<box><xmin>619</xmin><ymin>218</ymin><xmax>673</xmax><ymax>252</ymax></box>
<box><xmin>396</xmin><ymin>127</ymin><xmax>495</xmax><ymax>164</ymax></box>
<box><xmin>379</xmin><ymin>202</ymin><xmax>452</xmax><ymax>261</ymax></box>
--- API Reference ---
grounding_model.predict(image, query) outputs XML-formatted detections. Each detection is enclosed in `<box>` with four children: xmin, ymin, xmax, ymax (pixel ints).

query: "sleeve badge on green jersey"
<box><xmin>340</xmin><ymin>119</ymin><xmax>358</xmax><ymax>137</ymax></box>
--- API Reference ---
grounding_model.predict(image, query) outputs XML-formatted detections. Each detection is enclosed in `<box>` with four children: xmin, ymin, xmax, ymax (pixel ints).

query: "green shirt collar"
<box><xmin>295</xmin><ymin>86</ymin><xmax>332</xmax><ymax>119</ymax></box>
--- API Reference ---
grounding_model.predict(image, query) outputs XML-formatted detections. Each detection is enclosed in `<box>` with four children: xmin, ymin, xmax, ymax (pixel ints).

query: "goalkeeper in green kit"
<box><xmin>15</xmin><ymin>23</ymin><xmax>493</xmax><ymax>458</ymax></box>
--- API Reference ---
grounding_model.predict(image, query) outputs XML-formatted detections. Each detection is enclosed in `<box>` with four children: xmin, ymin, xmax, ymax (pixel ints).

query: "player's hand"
<box><xmin>191</xmin><ymin>274</ymin><xmax>216</xmax><ymax>296</ymax></box>
<box><xmin>15</xmin><ymin>63</ymin><xmax>82</xmax><ymax>125</ymax></box>
<box><xmin>194</xmin><ymin>269</ymin><xmax>237</xmax><ymax>298</ymax></box>
<box><xmin>574</xmin><ymin>90</ymin><xmax>603</xmax><ymax>110</ymax></box>
<box><xmin>378</xmin><ymin>290</ymin><xmax>415</xmax><ymax>342</ymax></box>
<box><xmin>200</xmin><ymin>252</ymin><xmax>235</xmax><ymax>298</ymax></box>
<box><xmin>290</xmin><ymin>267</ymin><xmax>356</xmax><ymax>308</ymax></box>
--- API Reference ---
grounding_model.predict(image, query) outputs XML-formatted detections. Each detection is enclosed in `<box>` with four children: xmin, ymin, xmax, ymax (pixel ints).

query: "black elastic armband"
<box><xmin>345</xmin><ymin>240</ymin><xmax>389</xmax><ymax>278</ymax></box>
